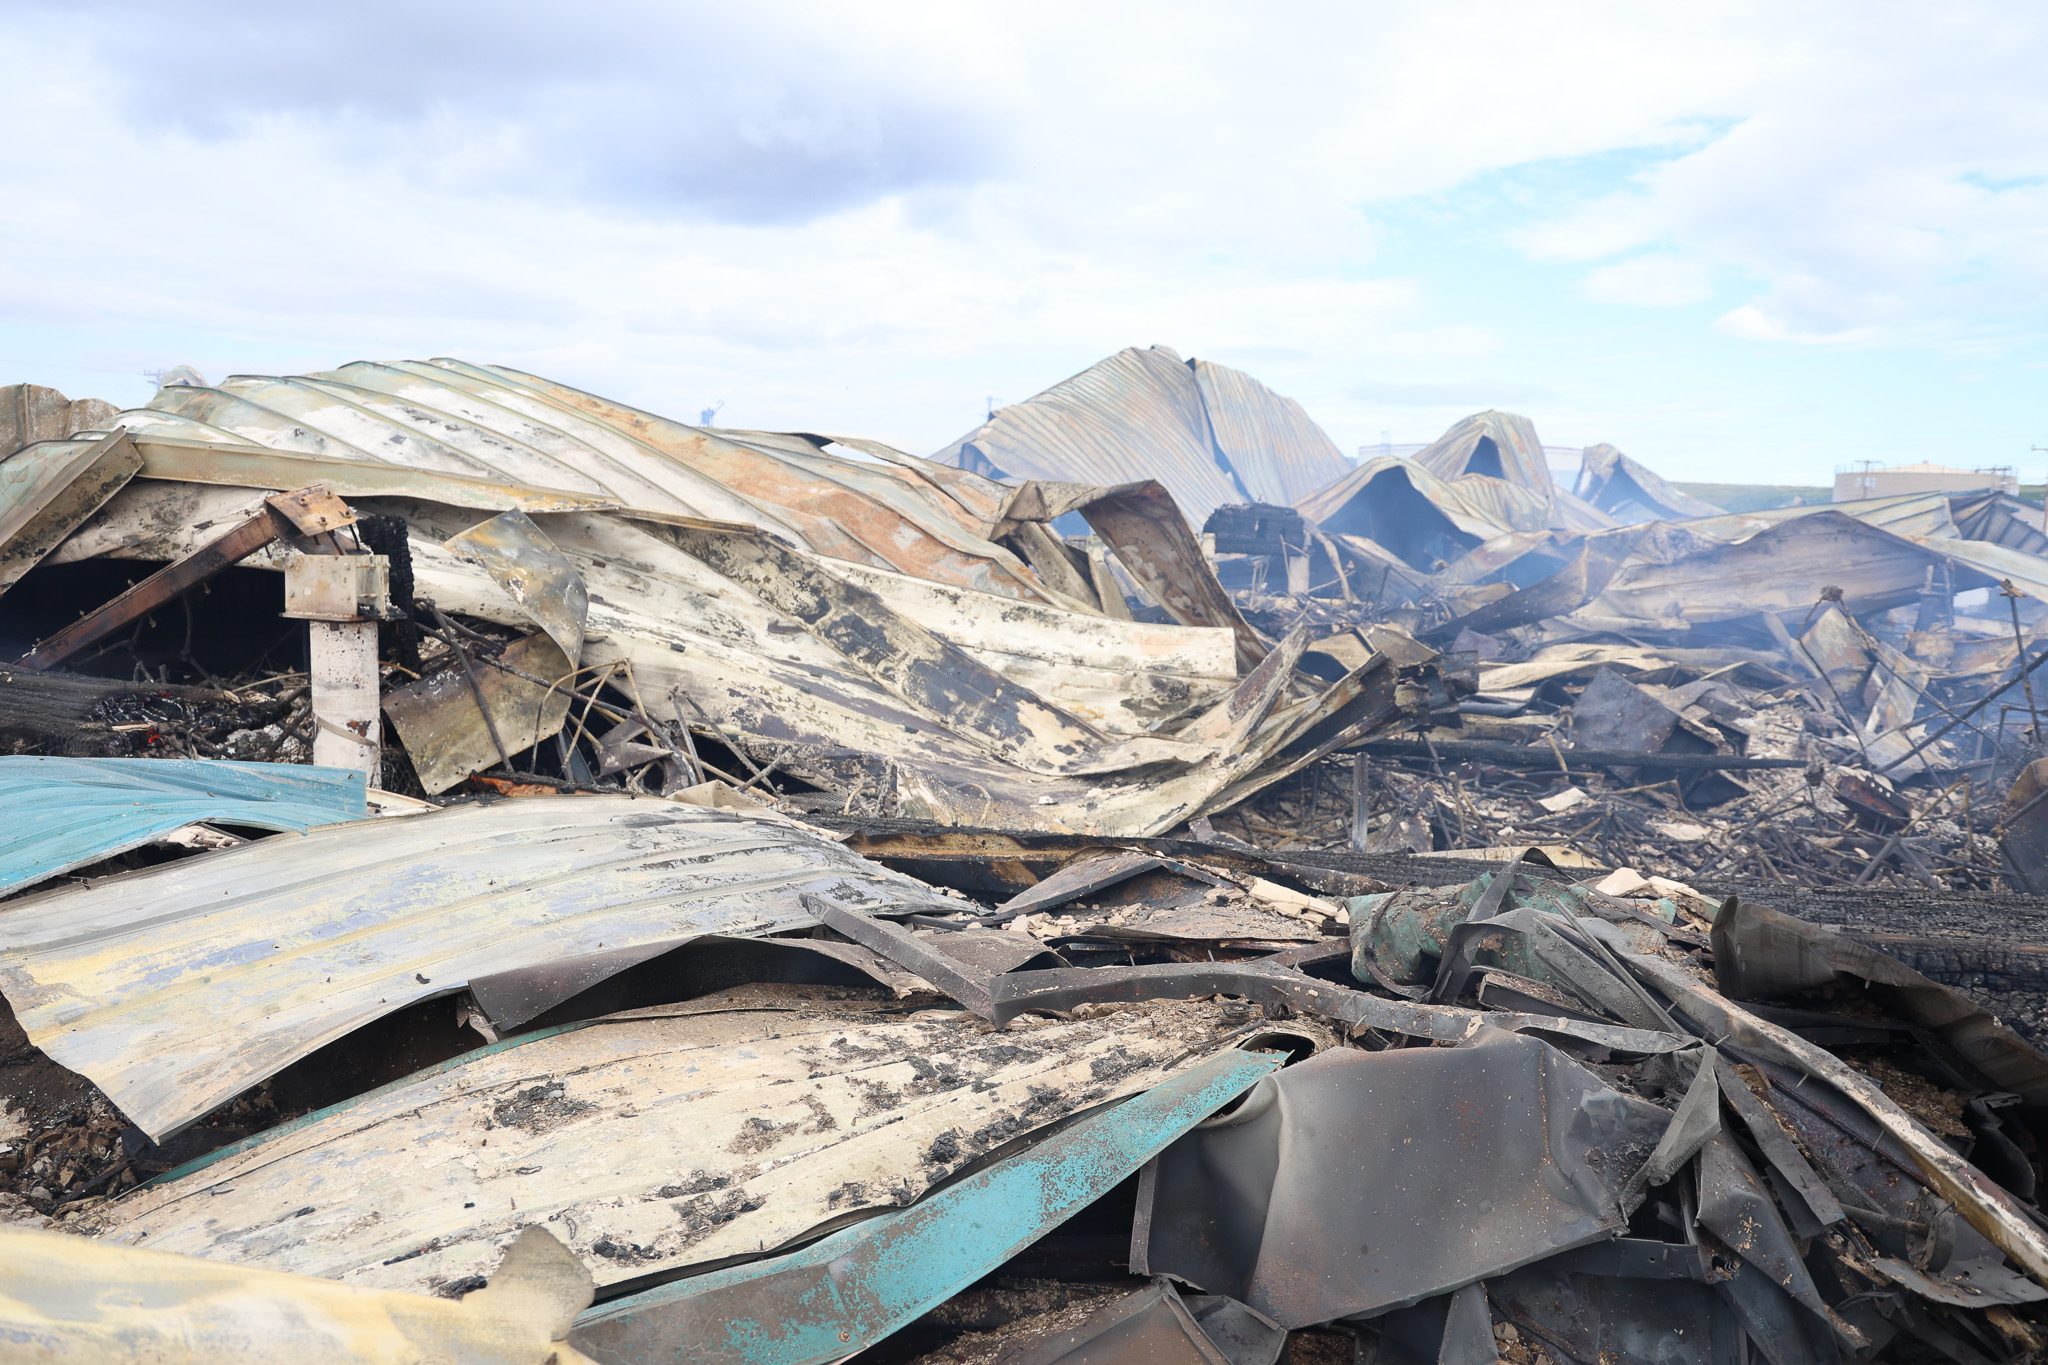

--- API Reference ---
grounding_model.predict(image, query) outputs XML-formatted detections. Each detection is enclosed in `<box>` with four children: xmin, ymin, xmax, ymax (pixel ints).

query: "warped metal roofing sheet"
<box><xmin>1132</xmin><ymin>1030</ymin><xmax>1670</xmax><ymax>1327</ymax></box>
<box><xmin>1293</xmin><ymin>456</ymin><xmax>1553</xmax><ymax>568</ymax></box>
<box><xmin>94</xmin><ymin>995</ymin><xmax>1252</xmax><ymax>1296</ymax></box>
<box><xmin>936</xmin><ymin>347</ymin><xmax>1349</xmax><ymax>524</ymax></box>
<box><xmin>570</xmin><ymin>1045</ymin><xmax>1283</xmax><ymax>1365</ymax></box>
<box><xmin>0</xmin><ymin>1224</ymin><xmax>590</xmax><ymax>1362</ymax></box>
<box><xmin>40</xmin><ymin>469</ymin><xmax>1303</xmax><ymax>837</ymax></box>
<box><xmin>0</xmin><ymin>756</ymin><xmax>366</xmax><ymax>899</ymax></box>
<box><xmin>939</xmin><ymin>347</ymin><xmax>1243</xmax><ymax>521</ymax></box>
<box><xmin>1948</xmin><ymin>492</ymin><xmax>2048</xmax><ymax>556</ymax></box>
<box><xmin>117</xmin><ymin>358</ymin><xmax>1060</xmax><ymax>605</ymax></box>
<box><xmin>0</xmin><ymin>796</ymin><xmax>947</xmax><ymax>1140</ymax></box>
<box><xmin>1190</xmin><ymin>359</ymin><xmax>1351</xmax><ymax>507</ymax></box>
<box><xmin>1410</xmin><ymin>411</ymin><xmax>1556</xmax><ymax>507</ymax></box>
<box><xmin>0</xmin><ymin>432</ymin><xmax>143</xmax><ymax>598</ymax></box>
<box><xmin>1574</xmin><ymin>443</ymin><xmax>1722</xmax><ymax>522</ymax></box>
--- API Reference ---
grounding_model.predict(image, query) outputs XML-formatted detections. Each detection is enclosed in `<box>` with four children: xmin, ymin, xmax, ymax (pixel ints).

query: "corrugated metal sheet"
<box><xmin>935</xmin><ymin>347</ymin><xmax>1349</xmax><ymax>524</ymax></box>
<box><xmin>1574</xmin><ymin>443</ymin><xmax>1723</xmax><ymax>522</ymax></box>
<box><xmin>938</xmin><ymin>347</ymin><xmax>1241</xmax><ymax>521</ymax></box>
<box><xmin>42</xmin><ymin>356</ymin><xmax>1403</xmax><ymax>838</ymax></box>
<box><xmin>50</xmin><ymin>483</ymin><xmax>1276</xmax><ymax>834</ymax></box>
<box><xmin>1578</xmin><ymin>510</ymin><xmax>1965</xmax><ymax>631</ymax></box>
<box><xmin>118</xmin><ymin>359</ymin><xmax>1062</xmax><ymax>606</ymax></box>
<box><xmin>1294</xmin><ymin>456</ymin><xmax>1554</xmax><ymax>570</ymax></box>
<box><xmin>0</xmin><ymin>796</ymin><xmax>947</xmax><ymax>1140</ymax></box>
<box><xmin>128</xmin><ymin>433</ymin><xmax>623</xmax><ymax>513</ymax></box>
<box><xmin>1411</xmin><ymin>411</ymin><xmax>1557</xmax><ymax>508</ymax></box>
<box><xmin>0</xmin><ymin>756</ymin><xmax>366</xmax><ymax>898</ymax></box>
<box><xmin>1667</xmin><ymin>491</ymin><xmax>1960</xmax><ymax>544</ymax></box>
<box><xmin>1189</xmin><ymin>359</ymin><xmax>1351</xmax><ymax>506</ymax></box>
<box><xmin>92</xmin><ymin>996</ymin><xmax>1252</xmax><ymax>1296</ymax></box>
<box><xmin>569</xmin><ymin>1045</ymin><xmax>1284</xmax><ymax>1365</ymax></box>
<box><xmin>0</xmin><ymin>431</ymin><xmax>142</xmax><ymax>596</ymax></box>
<box><xmin>1943</xmin><ymin>492</ymin><xmax>2048</xmax><ymax>557</ymax></box>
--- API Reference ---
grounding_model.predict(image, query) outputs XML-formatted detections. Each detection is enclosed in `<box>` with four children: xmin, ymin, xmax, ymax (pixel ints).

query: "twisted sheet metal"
<box><xmin>0</xmin><ymin>796</ymin><xmax>946</xmax><ymax>1139</ymax></box>
<box><xmin>1192</xmin><ymin>358</ymin><xmax>1351</xmax><ymax>507</ymax></box>
<box><xmin>93</xmin><ymin>998</ymin><xmax>1247</xmax><ymax>1297</ymax></box>
<box><xmin>1411</xmin><ymin>410</ymin><xmax>1556</xmax><ymax>504</ymax></box>
<box><xmin>570</xmin><ymin>1046</ymin><xmax>1284</xmax><ymax>1365</ymax></box>
<box><xmin>0</xmin><ymin>756</ymin><xmax>366</xmax><ymax>898</ymax></box>
<box><xmin>936</xmin><ymin>347</ymin><xmax>1348</xmax><ymax>524</ymax></box>
<box><xmin>119</xmin><ymin>359</ymin><xmax>1056</xmax><ymax>605</ymax></box>
<box><xmin>1575</xmin><ymin>443</ymin><xmax>1723</xmax><ymax>522</ymax></box>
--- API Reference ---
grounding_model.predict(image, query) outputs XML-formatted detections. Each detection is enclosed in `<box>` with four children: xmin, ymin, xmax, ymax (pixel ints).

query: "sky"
<box><xmin>2</xmin><ymin>2</ymin><xmax>2043</xmax><ymax>485</ymax></box>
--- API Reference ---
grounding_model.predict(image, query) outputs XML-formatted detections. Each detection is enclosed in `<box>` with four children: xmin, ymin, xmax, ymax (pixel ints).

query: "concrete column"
<box><xmin>308</xmin><ymin>620</ymin><xmax>381</xmax><ymax>775</ymax></box>
<box><xmin>285</xmin><ymin>550</ymin><xmax>389</xmax><ymax>780</ymax></box>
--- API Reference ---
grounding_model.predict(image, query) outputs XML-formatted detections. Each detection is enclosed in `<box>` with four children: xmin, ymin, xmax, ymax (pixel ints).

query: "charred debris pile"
<box><xmin>1</xmin><ymin>358</ymin><xmax>2048</xmax><ymax>1359</ymax></box>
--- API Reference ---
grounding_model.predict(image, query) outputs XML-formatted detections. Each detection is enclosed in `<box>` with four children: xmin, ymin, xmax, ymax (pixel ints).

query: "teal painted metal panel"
<box><xmin>0</xmin><ymin>756</ymin><xmax>367</xmax><ymax>898</ymax></box>
<box><xmin>571</xmin><ymin>1046</ymin><xmax>1283</xmax><ymax>1365</ymax></box>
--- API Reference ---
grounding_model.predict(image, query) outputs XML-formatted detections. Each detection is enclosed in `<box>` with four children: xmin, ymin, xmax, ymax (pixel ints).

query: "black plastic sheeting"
<box><xmin>1002</xmin><ymin>1281</ymin><xmax>1284</xmax><ymax>1365</ymax></box>
<box><xmin>1130</xmin><ymin>1028</ymin><xmax>1669</xmax><ymax>1327</ymax></box>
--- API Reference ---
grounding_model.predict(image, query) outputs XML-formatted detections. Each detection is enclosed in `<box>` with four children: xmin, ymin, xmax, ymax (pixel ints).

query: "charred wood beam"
<box><xmin>17</xmin><ymin>487</ymin><xmax>354</xmax><ymax>672</ymax></box>
<box><xmin>1353</xmin><ymin>737</ymin><xmax>1807</xmax><ymax>772</ymax></box>
<box><xmin>0</xmin><ymin>669</ymin><xmax>244</xmax><ymax>744</ymax></box>
<box><xmin>801</xmin><ymin>893</ymin><xmax>996</xmax><ymax>1019</ymax></box>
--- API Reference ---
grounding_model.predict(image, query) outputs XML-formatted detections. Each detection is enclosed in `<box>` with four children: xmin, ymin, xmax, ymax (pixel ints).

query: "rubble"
<box><xmin>4</xmin><ymin>358</ymin><xmax>2048</xmax><ymax>1360</ymax></box>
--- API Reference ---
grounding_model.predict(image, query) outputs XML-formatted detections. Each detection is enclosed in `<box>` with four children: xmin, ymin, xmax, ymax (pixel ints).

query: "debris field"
<box><xmin>3</xmin><ymin>351</ymin><xmax>2048</xmax><ymax>1360</ymax></box>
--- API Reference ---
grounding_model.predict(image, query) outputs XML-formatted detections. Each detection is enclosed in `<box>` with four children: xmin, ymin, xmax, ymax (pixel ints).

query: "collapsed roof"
<box><xmin>934</xmin><ymin>346</ymin><xmax>1352</xmax><ymax>524</ymax></box>
<box><xmin>1</xmin><ymin>359</ymin><xmax>1458</xmax><ymax>836</ymax></box>
<box><xmin>1575</xmin><ymin>441</ymin><xmax>1724</xmax><ymax>522</ymax></box>
<box><xmin>5</xmin><ymin>354</ymin><xmax>2048</xmax><ymax>1361</ymax></box>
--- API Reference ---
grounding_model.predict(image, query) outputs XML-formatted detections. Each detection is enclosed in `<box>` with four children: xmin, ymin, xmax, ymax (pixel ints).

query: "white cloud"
<box><xmin>1714</xmin><ymin>305</ymin><xmax>1880</xmax><ymax>347</ymax></box>
<box><xmin>1584</xmin><ymin>255</ymin><xmax>1714</xmax><ymax>308</ymax></box>
<box><xmin>1520</xmin><ymin>6</ymin><xmax>2048</xmax><ymax>347</ymax></box>
<box><xmin>0</xmin><ymin>1</ymin><xmax>2042</xmax><ymax>465</ymax></box>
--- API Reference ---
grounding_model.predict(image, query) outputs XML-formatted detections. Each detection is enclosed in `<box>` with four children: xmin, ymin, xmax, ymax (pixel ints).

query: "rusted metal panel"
<box><xmin>94</xmin><ymin>996</ymin><xmax>1255</xmax><ymax>1298</ymax></box>
<box><xmin>0</xmin><ymin>756</ymin><xmax>366</xmax><ymax>898</ymax></box>
<box><xmin>0</xmin><ymin>431</ymin><xmax>141</xmax><ymax>597</ymax></box>
<box><xmin>65</xmin><ymin>359</ymin><xmax>1442</xmax><ymax>836</ymax></box>
<box><xmin>448</xmin><ymin>362</ymin><xmax>1057</xmax><ymax>601</ymax></box>
<box><xmin>568</xmin><ymin>1045</ymin><xmax>1285</xmax><ymax>1365</ymax></box>
<box><xmin>0</xmin><ymin>796</ymin><xmax>947</xmax><ymax>1139</ymax></box>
